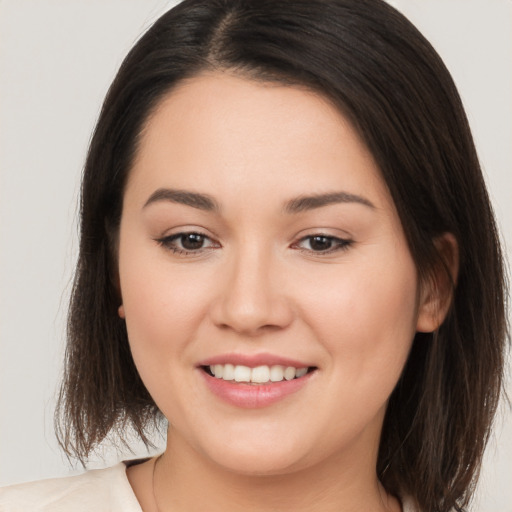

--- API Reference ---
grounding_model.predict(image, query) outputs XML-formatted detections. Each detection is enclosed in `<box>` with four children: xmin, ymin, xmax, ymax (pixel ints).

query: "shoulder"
<box><xmin>0</xmin><ymin>463</ymin><xmax>142</xmax><ymax>512</ymax></box>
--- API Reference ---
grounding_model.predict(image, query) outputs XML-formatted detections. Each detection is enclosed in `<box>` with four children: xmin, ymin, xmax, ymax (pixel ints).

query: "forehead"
<box><xmin>127</xmin><ymin>71</ymin><xmax>390</xmax><ymax>210</ymax></box>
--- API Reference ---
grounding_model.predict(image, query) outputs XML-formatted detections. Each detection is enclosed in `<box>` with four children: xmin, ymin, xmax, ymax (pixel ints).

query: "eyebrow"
<box><xmin>143</xmin><ymin>188</ymin><xmax>220</xmax><ymax>212</ymax></box>
<box><xmin>143</xmin><ymin>188</ymin><xmax>375</xmax><ymax>214</ymax></box>
<box><xmin>283</xmin><ymin>191</ymin><xmax>375</xmax><ymax>213</ymax></box>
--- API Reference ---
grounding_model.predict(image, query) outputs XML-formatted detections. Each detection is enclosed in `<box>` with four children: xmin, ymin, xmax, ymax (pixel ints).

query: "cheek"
<box><xmin>289</xmin><ymin>254</ymin><xmax>419</xmax><ymax>448</ymax></box>
<box><xmin>118</xmin><ymin>241</ymin><xmax>214</xmax><ymax>369</ymax></box>
<box><xmin>118</xmin><ymin>249</ymin><xmax>218</xmax><ymax>420</ymax></box>
<box><xmin>298</xmin><ymin>251</ymin><xmax>419</xmax><ymax>381</ymax></box>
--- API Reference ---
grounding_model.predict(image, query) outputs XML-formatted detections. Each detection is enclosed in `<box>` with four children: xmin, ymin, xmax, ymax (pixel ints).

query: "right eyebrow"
<box><xmin>143</xmin><ymin>188</ymin><xmax>220</xmax><ymax>213</ymax></box>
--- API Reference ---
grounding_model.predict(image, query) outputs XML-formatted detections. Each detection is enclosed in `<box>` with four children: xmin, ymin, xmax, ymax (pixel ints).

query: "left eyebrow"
<box><xmin>283</xmin><ymin>191</ymin><xmax>375</xmax><ymax>214</ymax></box>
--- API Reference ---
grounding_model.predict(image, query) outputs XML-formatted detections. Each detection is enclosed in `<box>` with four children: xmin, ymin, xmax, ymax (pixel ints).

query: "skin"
<box><xmin>119</xmin><ymin>72</ymin><xmax>452</xmax><ymax>512</ymax></box>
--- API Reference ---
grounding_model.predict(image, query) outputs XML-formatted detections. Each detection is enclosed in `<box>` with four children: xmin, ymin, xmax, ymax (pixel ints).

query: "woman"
<box><xmin>1</xmin><ymin>0</ymin><xmax>508</xmax><ymax>511</ymax></box>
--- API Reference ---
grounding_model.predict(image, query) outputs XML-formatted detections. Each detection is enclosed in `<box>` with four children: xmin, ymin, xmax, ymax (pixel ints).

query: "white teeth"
<box><xmin>270</xmin><ymin>365</ymin><xmax>284</xmax><ymax>382</ymax></box>
<box><xmin>234</xmin><ymin>365</ymin><xmax>252</xmax><ymax>382</ymax></box>
<box><xmin>295</xmin><ymin>367</ymin><xmax>308</xmax><ymax>378</ymax></box>
<box><xmin>284</xmin><ymin>366</ymin><xmax>296</xmax><ymax>381</ymax></box>
<box><xmin>207</xmin><ymin>364</ymin><xmax>310</xmax><ymax>383</ymax></box>
<box><xmin>251</xmin><ymin>365</ymin><xmax>270</xmax><ymax>383</ymax></box>
<box><xmin>222</xmin><ymin>364</ymin><xmax>235</xmax><ymax>380</ymax></box>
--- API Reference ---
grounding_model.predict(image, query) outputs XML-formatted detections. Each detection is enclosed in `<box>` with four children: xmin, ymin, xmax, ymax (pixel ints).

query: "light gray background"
<box><xmin>1</xmin><ymin>1</ymin><xmax>511</xmax><ymax>510</ymax></box>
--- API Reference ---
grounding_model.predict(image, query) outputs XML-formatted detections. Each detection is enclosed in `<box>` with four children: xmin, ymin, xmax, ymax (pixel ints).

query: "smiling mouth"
<box><xmin>201</xmin><ymin>364</ymin><xmax>317</xmax><ymax>384</ymax></box>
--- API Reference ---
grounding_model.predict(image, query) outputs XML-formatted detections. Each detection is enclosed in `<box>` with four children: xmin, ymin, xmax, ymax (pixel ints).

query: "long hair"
<box><xmin>56</xmin><ymin>1</ymin><xmax>508</xmax><ymax>510</ymax></box>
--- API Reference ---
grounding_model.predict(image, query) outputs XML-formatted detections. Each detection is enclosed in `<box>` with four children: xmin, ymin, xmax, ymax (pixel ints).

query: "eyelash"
<box><xmin>155</xmin><ymin>232</ymin><xmax>353</xmax><ymax>256</ymax></box>
<box><xmin>294</xmin><ymin>234</ymin><xmax>353</xmax><ymax>254</ymax></box>
<box><xmin>156</xmin><ymin>232</ymin><xmax>219</xmax><ymax>256</ymax></box>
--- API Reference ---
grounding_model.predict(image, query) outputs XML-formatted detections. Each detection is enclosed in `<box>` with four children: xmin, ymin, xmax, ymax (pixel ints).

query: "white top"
<box><xmin>0</xmin><ymin>463</ymin><xmax>142</xmax><ymax>512</ymax></box>
<box><xmin>0</xmin><ymin>463</ymin><xmax>418</xmax><ymax>511</ymax></box>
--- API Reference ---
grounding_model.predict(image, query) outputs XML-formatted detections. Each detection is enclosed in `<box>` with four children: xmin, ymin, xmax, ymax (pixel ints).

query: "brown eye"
<box><xmin>309</xmin><ymin>236</ymin><xmax>333</xmax><ymax>251</ymax></box>
<box><xmin>180</xmin><ymin>233</ymin><xmax>206</xmax><ymax>250</ymax></box>
<box><xmin>156</xmin><ymin>231</ymin><xmax>220</xmax><ymax>255</ymax></box>
<box><xmin>295</xmin><ymin>235</ymin><xmax>353</xmax><ymax>254</ymax></box>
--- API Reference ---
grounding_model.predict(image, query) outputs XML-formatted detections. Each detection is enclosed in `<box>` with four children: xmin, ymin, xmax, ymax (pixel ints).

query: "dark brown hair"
<box><xmin>56</xmin><ymin>1</ymin><xmax>508</xmax><ymax>511</ymax></box>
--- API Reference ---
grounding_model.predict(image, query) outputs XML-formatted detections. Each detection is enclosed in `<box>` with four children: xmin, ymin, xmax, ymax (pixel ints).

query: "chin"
<box><xmin>196</xmin><ymin>431</ymin><xmax>312</xmax><ymax>477</ymax></box>
<box><xmin>211</xmin><ymin>451</ymin><xmax>307</xmax><ymax>477</ymax></box>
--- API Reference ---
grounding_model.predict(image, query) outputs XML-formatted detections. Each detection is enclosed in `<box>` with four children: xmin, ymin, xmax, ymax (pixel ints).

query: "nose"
<box><xmin>210</xmin><ymin>245</ymin><xmax>294</xmax><ymax>336</ymax></box>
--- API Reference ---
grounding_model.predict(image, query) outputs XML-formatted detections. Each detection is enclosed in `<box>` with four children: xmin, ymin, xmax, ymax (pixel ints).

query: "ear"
<box><xmin>416</xmin><ymin>233</ymin><xmax>459</xmax><ymax>333</ymax></box>
<box><xmin>118</xmin><ymin>304</ymin><xmax>126</xmax><ymax>319</ymax></box>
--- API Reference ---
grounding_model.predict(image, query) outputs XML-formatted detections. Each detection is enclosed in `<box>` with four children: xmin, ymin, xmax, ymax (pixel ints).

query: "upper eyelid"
<box><xmin>158</xmin><ymin>223</ymin><xmax>219</xmax><ymax>237</ymax></box>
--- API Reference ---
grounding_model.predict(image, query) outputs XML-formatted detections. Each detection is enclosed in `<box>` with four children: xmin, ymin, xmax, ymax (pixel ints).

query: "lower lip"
<box><xmin>199</xmin><ymin>369</ymin><xmax>315</xmax><ymax>409</ymax></box>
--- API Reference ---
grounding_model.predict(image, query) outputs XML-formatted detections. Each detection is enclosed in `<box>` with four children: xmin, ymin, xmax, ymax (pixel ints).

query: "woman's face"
<box><xmin>118</xmin><ymin>72</ymin><xmax>432</xmax><ymax>476</ymax></box>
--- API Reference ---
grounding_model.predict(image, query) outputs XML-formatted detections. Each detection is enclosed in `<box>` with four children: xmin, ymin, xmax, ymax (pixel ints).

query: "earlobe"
<box><xmin>416</xmin><ymin>233</ymin><xmax>459</xmax><ymax>333</ymax></box>
<box><xmin>118</xmin><ymin>304</ymin><xmax>126</xmax><ymax>319</ymax></box>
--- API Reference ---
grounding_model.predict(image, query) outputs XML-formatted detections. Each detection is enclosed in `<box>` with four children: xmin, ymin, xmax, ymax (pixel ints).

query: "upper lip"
<box><xmin>197</xmin><ymin>353</ymin><xmax>314</xmax><ymax>369</ymax></box>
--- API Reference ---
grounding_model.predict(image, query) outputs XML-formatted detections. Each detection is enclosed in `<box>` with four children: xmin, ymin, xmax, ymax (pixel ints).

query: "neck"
<box><xmin>152</xmin><ymin>427</ymin><xmax>400</xmax><ymax>512</ymax></box>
